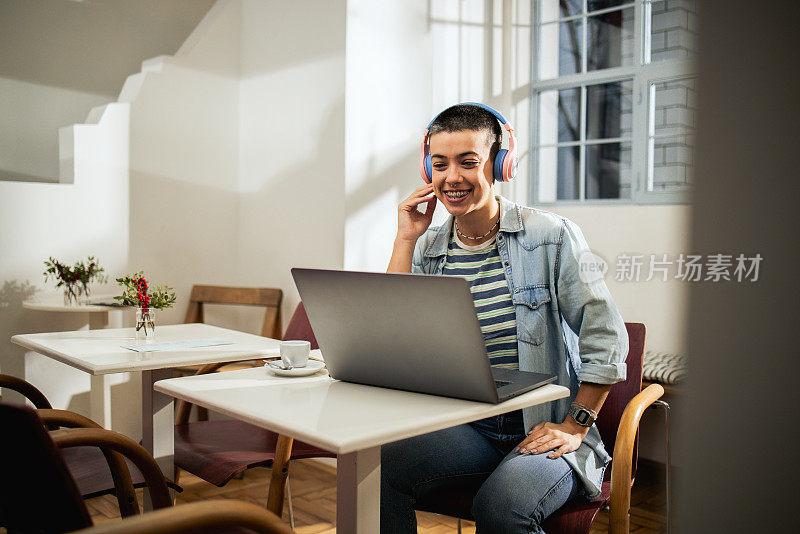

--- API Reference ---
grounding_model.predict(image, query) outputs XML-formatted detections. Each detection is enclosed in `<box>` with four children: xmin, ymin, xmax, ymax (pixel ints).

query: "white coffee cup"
<box><xmin>280</xmin><ymin>340</ymin><xmax>310</xmax><ymax>368</ymax></box>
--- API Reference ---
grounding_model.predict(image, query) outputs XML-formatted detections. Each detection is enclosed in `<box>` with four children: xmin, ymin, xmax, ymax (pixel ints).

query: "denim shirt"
<box><xmin>411</xmin><ymin>195</ymin><xmax>629</xmax><ymax>499</ymax></box>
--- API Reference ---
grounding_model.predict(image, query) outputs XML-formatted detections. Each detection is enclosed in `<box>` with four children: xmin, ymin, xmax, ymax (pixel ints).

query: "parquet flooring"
<box><xmin>85</xmin><ymin>459</ymin><xmax>669</xmax><ymax>533</ymax></box>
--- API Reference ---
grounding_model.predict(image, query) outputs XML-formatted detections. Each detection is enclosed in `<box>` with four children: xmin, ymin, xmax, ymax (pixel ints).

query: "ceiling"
<box><xmin>0</xmin><ymin>0</ymin><xmax>216</xmax><ymax>96</ymax></box>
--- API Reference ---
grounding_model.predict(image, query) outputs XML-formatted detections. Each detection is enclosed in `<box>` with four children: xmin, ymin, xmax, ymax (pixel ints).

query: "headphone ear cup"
<box><xmin>424</xmin><ymin>155</ymin><xmax>433</xmax><ymax>183</ymax></box>
<box><xmin>507</xmin><ymin>152</ymin><xmax>518</xmax><ymax>181</ymax></box>
<box><xmin>493</xmin><ymin>149</ymin><xmax>508</xmax><ymax>182</ymax></box>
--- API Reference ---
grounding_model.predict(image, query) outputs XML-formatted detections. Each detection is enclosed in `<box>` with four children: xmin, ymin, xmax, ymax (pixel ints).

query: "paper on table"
<box><xmin>121</xmin><ymin>338</ymin><xmax>235</xmax><ymax>352</ymax></box>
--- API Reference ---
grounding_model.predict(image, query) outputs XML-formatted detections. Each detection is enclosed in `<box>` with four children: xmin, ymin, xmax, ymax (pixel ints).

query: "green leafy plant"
<box><xmin>43</xmin><ymin>256</ymin><xmax>106</xmax><ymax>304</ymax></box>
<box><xmin>114</xmin><ymin>272</ymin><xmax>176</xmax><ymax>310</ymax></box>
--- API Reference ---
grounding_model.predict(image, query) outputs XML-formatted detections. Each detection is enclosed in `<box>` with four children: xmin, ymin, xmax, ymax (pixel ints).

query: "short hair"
<box><xmin>428</xmin><ymin>104</ymin><xmax>502</xmax><ymax>147</ymax></box>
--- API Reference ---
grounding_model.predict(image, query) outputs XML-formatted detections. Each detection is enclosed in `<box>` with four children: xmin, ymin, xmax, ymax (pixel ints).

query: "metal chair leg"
<box><xmin>457</xmin><ymin>518</ymin><xmax>462</xmax><ymax>534</ymax></box>
<box><xmin>287</xmin><ymin>474</ymin><xmax>295</xmax><ymax>530</ymax></box>
<box><xmin>652</xmin><ymin>399</ymin><xmax>671</xmax><ymax>534</ymax></box>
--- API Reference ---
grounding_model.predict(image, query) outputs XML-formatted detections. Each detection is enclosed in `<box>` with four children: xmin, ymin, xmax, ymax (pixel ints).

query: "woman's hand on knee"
<box><xmin>514</xmin><ymin>421</ymin><xmax>588</xmax><ymax>459</ymax></box>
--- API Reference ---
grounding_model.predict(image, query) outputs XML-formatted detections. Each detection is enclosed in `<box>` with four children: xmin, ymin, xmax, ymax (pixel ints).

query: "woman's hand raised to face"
<box><xmin>396</xmin><ymin>183</ymin><xmax>437</xmax><ymax>243</ymax></box>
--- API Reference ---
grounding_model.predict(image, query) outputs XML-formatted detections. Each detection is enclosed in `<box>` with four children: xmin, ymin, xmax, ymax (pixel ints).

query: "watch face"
<box><xmin>573</xmin><ymin>408</ymin><xmax>591</xmax><ymax>425</ymax></box>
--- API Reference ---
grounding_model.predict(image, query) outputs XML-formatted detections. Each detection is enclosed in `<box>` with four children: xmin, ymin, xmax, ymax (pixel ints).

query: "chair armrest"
<box><xmin>610</xmin><ymin>383</ymin><xmax>665</xmax><ymax>534</ymax></box>
<box><xmin>38</xmin><ymin>409</ymin><xmax>140</xmax><ymax>517</ymax></box>
<box><xmin>38</xmin><ymin>408</ymin><xmax>101</xmax><ymax>429</ymax></box>
<box><xmin>50</xmin><ymin>427</ymin><xmax>173</xmax><ymax>510</ymax></box>
<box><xmin>0</xmin><ymin>373</ymin><xmax>52</xmax><ymax>409</ymax></box>
<box><xmin>71</xmin><ymin>499</ymin><xmax>293</xmax><ymax>534</ymax></box>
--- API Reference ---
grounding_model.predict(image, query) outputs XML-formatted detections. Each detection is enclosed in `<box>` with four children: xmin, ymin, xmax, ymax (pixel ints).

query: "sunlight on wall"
<box><xmin>344</xmin><ymin>187</ymin><xmax>398</xmax><ymax>271</ymax></box>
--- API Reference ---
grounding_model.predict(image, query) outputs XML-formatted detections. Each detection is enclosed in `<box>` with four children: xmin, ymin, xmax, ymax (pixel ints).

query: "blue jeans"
<box><xmin>381</xmin><ymin>410</ymin><xmax>582</xmax><ymax>533</ymax></box>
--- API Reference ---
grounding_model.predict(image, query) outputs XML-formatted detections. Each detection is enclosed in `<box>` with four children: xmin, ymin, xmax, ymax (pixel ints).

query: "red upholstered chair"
<box><xmin>414</xmin><ymin>322</ymin><xmax>663</xmax><ymax>534</ymax></box>
<box><xmin>173</xmin><ymin>302</ymin><xmax>335</xmax><ymax>527</ymax></box>
<box><xmin>0</xmin><ymin>402</ymin><xmax>292</xmax><ymax>534</ymax></box>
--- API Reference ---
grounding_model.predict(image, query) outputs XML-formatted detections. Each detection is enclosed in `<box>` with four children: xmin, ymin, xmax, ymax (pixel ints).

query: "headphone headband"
<box><xmin>420</xmin><ymin>102</ymin><xmax>517</xmax><ymax>183</ymax></box>
<box><xmin>425</xmin><ymin>102</ymin><xmax>509</xmax><ymax>129</ymax></box>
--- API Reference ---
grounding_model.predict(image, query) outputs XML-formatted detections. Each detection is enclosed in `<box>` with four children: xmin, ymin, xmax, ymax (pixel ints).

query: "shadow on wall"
<box><xmin>236</xmin><ymin>98</ymin><xmax>346</xmax><ymax>326</ymax></box>
<box><xmin>0</xmin><ymin>280</ymin><xmax>86</xmax><ymax>409</ymax></box>
<box><xmin>127</xmin><ymin>167</ymin><xmax>240</xmax><ymax>327</ymax></box>
<box><xmin>0</xmin><ymin>279</ymin><xmax>138</xmax><ymax>434</ymax></box>
<box><xmin>127</xmin><ymin>97</ymin><xmax>346</xmax><ymax>332</ymax></box>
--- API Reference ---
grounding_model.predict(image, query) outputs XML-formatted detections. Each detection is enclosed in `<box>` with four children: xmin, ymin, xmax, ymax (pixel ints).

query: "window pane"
<box><xmin>538</xmin><ymin>19</ymin><xmax>583</xmax><ymax>80</ymax></box>
<box><xmin>539</xmin><ymin>0</ymin><xmax>582</xmax><ymax>23</ymax></box>
<box><xmin>586</xmin><ymin>80</ymin><xmax>632</xmax><ymax>140</ymax></box>
<box><xmin>652</xmin><ymin>78</ymin><xmax>697</xmax><ymax>137</ymax></box>
<box><xmin>648</xmin><ymin>135</ymin><xmax>694</xmax><ymax>191</ymax></box>
<box><xmin>586</xmin><ymin>141</ymin><xmax>631</xmax><ymax>199</ymax></box>
<box><xmin>536</xmin><ymin>146</ymin><xmax>580</xmax><ymax>201</ymax></box>
<box><xmin>587</xmin><ymin>8</ymin><xmax>634</xmax><ymax>71</ymax></box>
<box><xmin>538</xmin><ymin>88</ymin><xmax>581</xmax><ymax>145</ymax></box>
<box><xmin>647</xmin><ymin>0</ymin><xmax>698</xmax><ymax>63</ymax></box>
<box><xmin>557</xmin><ymin>146</ymin><xmax>581</xmax><ymax>199</ymax></box>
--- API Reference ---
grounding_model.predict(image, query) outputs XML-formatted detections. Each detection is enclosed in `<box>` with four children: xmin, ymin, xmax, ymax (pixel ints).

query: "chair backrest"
<box><xmin>282</xmin><ymin>302</ymin><xmax>319</xmax><ymax>349</ymax></box>
<box><xmin>184</xmin><ymin>285</ymin><xmax>283</xmax><ymax>339</ymax></box>
<box><xmin>0</xmin><ymin>402</ymin><xmax>92</xmax><ymax>533</ymax></box>
<box><xmin>0</xmin><ymin>373</ymin><xmax>53</xmax><ymax>409</ymax></box>
<box><xmin>595</xmin><ymin>322</ymin><xmax>646</xmax><ymax>482</ymax></box>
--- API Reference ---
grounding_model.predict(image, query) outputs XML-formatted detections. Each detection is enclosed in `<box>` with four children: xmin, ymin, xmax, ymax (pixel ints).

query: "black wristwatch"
<box><xmin>568</xmin><ymin>404</ymin><xmax>596</xmax><ymax>427</ymax></box>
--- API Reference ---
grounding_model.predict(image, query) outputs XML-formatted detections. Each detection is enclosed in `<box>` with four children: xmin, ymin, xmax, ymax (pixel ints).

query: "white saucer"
<box><xmin>264</xmin><ymin>359</ymin><xmax>326</xmax><ymax>377</ymax></box>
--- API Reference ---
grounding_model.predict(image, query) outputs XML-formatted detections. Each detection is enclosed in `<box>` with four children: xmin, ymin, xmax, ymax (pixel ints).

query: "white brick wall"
<box><xmin>649</xmin><ymin>1</ymin><xmax>697</xmax><ymax>191</ymax></box>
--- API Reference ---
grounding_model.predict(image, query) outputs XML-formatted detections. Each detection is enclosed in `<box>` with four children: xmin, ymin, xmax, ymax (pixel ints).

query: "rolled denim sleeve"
<box><xmin>556</xmin><ymin>218</ymin><xmax>628</xmax><ymax>384</ymax></box>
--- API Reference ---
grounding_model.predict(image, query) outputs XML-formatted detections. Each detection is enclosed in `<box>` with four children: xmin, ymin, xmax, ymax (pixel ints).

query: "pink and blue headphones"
<box><xmin>419</xmin><ymin>102</ymin><xmax>518</xmax><ymax>184</ymax></box>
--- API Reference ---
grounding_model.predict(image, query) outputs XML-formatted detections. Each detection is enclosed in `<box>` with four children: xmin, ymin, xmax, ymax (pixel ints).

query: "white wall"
<box><xmin>0</xmin><ymin>0</ymin><xmax>241</xmax><ymax>439</ymax></box>
<box><xmin>237</xmin><ymin>0</ymin><xmax>347</xmax><ymax>322</ymax></box>
<box><xmin>128</xmin><ymin>45</ymin><xmax>241</xmax><ymax>330</ymax></box>
<box><xmin>344</xmin><ymin>0</ymin><xmax>432</xmax><ymax>272</ymax></box>
<box><xmin>550</xmin><ymin>203</ymin><xmax>690</xmax><ymax>464</ymax></box>
<box><xmin>0</xmin><ymin>102</ymin><xmax>132</xmax><ymax>430</ymax></box>
<box><xmin>0</xmin><ymin>76</ymin><xmax>112</xmax><ymax>182</ymax></box>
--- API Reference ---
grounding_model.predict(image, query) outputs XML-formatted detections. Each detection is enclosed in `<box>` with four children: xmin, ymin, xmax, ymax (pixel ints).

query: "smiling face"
<box><xmin>429</xmin><ymin>129</ymin><xmax>498</xmax><ymax>218</ymax></box>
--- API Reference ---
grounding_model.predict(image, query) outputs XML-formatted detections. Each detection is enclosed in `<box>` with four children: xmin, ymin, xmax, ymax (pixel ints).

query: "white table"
<box><xmin>11</xmin><ymin>323</ymin><xmax>284</xmax><ymax>503</ymax></box>
<box><xmin>23</xmin><ymin>295</ymin><xmax>129</xmax><ymax>330</ymax></box>
<box><xmin>22</xmin><ymin>295</ymin><xmax>131</xmax><ymax>428</ymax></box>
<box><xmin>154</xmin><ymin>367</ymin><xmax>570</xmax><ymax>532</ymax></box>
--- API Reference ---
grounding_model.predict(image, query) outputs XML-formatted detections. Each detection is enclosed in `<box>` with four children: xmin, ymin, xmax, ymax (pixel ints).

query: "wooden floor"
<box><xmin>86</xmin><ymin>459</ymin><xmax>668</xmax><ymax>533</ymax></box>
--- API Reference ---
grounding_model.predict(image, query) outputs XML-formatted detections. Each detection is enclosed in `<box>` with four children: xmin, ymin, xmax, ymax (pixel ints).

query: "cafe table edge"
<box><xmin>153</xmin><ymin>369</ymin><xmax>571</xmax><ymax>455</ymax></box>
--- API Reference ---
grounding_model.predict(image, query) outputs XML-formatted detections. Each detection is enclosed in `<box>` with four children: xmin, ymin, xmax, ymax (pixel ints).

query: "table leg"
<box><xmin>337</xmin><ymin>446</ymin><xmax>380</xmax><ymax>533</ymax></box>
<box><xmin>90</xmin><ymin>374</ymin><xmax>113</xmax><ymax>429</ymax></box>
<box><xmin>88</xmin><ymin>310</ymin><xmax>124</xmax><ymax>429</ymax></box>
<box><xmin>141</xmin><ymin>369</ymin><xmax>174</xmax><ymax>510</ymax></box>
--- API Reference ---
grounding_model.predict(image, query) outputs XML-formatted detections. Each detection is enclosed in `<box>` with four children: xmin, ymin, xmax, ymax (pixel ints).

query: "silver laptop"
<box><xmin>291</xmin><ymin>268</ymin><xmax>556</xmax><ymax>403</ymax></box>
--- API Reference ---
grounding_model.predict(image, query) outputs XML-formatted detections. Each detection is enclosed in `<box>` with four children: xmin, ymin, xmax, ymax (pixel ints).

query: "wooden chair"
<box><xmin>173</xmin><ymin>303</ymin><xmax>335</xmax><ymax>528</ymax></box>
<box><xmin>0</xmin><ymin>402</ymin><xmax>292</xmax><ymax>533</ymax></box>
<box><xmin>177</xmin><ymin>284</ymin><xmax>284</xmax><ymax>420</ymax></box>
<box><xmin>414</xmin><ymin>322</ymin><xmax>662</xmax><ymax>534</ymax></box>
<box><xmin>0</xmin><ymin>373</ymin><xmax>180</xmax><ymax>516</ymax></box>
<box><xmin>184</xmin><ymin>284</ymin><xmax>283</xmax><ymax>339</ymax></box>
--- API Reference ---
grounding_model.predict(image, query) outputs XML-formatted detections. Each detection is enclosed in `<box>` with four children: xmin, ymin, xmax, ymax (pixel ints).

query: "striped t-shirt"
<box><xmin>442</xmin><ymin>226</ymin><xmax>519</xmax><ymax>370</ymax></box>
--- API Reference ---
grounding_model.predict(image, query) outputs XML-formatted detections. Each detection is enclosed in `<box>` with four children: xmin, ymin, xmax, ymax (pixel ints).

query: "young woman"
<box><xmin>382</xmin><ymin>104</ymin><xmax>629</xmax><ymax>533</ymax></box>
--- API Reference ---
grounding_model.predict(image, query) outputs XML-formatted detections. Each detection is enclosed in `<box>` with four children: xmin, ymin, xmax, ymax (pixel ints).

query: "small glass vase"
<box><xmin>63</xmin><ymin>284</ymin><xmax>88</xmax><ymax>306</ymax></box>
<box><xmin>136</xmin><ymin>307</ymin><xmax>156</xmax><ymax>342</ymax></box>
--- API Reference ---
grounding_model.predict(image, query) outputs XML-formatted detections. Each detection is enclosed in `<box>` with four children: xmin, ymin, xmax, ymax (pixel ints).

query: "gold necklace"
<box><xmin>455</xmin><ymin>216</ymin><xmax>500</xmax><ymax>240</ymax></box>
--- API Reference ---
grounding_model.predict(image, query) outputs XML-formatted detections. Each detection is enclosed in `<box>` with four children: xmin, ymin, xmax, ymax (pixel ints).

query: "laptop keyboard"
<box><xmin>494</xmin><ymin>380</ymin><xmax>511</xmax><ymax>388</ymax></box>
